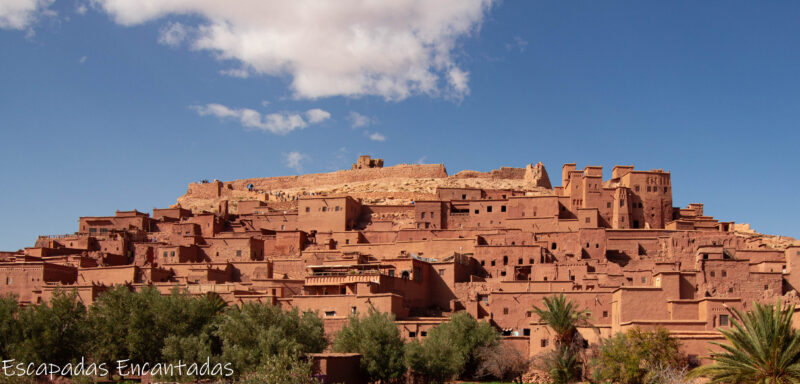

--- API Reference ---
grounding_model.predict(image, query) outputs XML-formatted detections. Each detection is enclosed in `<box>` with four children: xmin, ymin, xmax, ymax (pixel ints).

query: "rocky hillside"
<box><xmin>175</xmin><ymin>161</ymin><xmax>552</xmax><ymax>213</ymax></box>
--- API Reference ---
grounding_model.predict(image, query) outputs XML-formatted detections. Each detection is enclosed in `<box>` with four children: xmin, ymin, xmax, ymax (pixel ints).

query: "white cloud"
<box><xmin>305</xmin><ymin>108</ymin><xmax>331</xmax><ymax>124</ymax></box>
<box><xmin>368</xmin><ymin>132</ymin><xmax>386</xmax><ymax>142</ymax></box>
<box><xmin>79</xmin><ymin>56</ymin><xmax>87</xmax><ymax>64</ymax></box>
<box><xmin>192</xmin><ymin>103</ymin><xmax>330</xmax><ymax>135</ymax></box>
<box><xmin>348</xmin><ymin>111</ymin><xmax>372</xmax><ymax>128</ymax></box>
<box><xmin>219</xmin><ymin>68</ymin><xmax>249</xmax><ymax>78</ymax></box>
<box><xmin>284</xmin><ymin>151</ymin><xmax>308</xmax><ymax>172</ymax></box>
<box><xmin>92</xmin><ymin>0</ymin><xmax>494</xmax><ymax>100</ymax></box>
<box><xmin>447</xmin><ymin>67</ymin><xmax>470</xmax><ymax>99</ymax></box>
<box><xmin>158</xmin><ymin>21</ymin><xmax>188</xmax><ymax>47</ymax></box>
<box><xmin>0</xmin><ymin>0</ymin><xmax>54</xmax><ymax>30</ymax></box>
<box><xmin>505</xmin><ymin>35</ymin><xmax>527</xmax><ymax>53</ymax></box>
<box><xmin>75</xmin><ymin>3</ymin><xmax>87</xmax><ymax>15</ymax></box>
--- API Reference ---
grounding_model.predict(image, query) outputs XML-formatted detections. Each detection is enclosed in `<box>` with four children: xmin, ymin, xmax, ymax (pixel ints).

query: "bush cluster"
<box><xmin>0</xmin><ymin>287</ymin><xmax>326</xmax><ymax>382</ymax></box>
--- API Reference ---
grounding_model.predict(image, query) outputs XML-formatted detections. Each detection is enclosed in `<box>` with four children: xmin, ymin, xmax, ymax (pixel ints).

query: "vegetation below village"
<box><xmin>1</xmin><ymin>289</ymin><xmax>799</xmax><ymax>384</ymax></box>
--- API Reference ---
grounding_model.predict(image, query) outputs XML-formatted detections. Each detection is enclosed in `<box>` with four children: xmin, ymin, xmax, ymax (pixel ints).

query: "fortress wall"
<box><xmin>453</xmin><ymin>166</ymin><xmax>527</xmax><ymax>180</ymax></box>
<box><xmin>226</xmin><ymin>164</ymin><xmax>448</xmax><ymax>191</ymax></box>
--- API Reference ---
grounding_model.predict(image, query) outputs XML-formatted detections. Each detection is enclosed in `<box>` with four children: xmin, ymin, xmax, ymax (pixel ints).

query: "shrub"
<box><xmin>217</xmin><ymin>302</ymin><xmax>326</xmax><ymax>376</ymax></box>
<box><xmin>475</xmin><ymin>343</ymin><xmax>531</xmax><ymax>383</ymax></box>
<box><xmin>689</xmin><ymin>301</ymin><xmax>800</xmax><ymax>383</ymax></box>
<box><xmin>332</xmin><ymin>309</ymin><xmax>405</xmax><ymax>383</ymax></box>
<box><xmin>11</xmin><ymin>289</ymin><xmax>88</xmax><ymax>366</ymax></box>
<box><xmin>405</xmin><ymin>312</ymin><xmax>498</xmax><ymax>382</ymax></box>
<box><xmin>591</xmin><ymin>327</ymin><xmax>685</xmax><ymax>384</ymax></box>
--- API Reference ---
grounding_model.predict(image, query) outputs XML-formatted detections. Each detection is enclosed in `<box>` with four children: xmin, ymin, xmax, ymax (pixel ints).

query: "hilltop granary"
<box><xmin>2</xmin><ymin>155</ymin><xmax>799</xmax><ymax>365</ymax></box>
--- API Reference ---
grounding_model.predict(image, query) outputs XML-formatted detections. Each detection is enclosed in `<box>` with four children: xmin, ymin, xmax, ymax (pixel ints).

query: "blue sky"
<box><xmin>1</xmin><ymin>0</ymin><xmax>798</xmax><ymax>250</ymax></box>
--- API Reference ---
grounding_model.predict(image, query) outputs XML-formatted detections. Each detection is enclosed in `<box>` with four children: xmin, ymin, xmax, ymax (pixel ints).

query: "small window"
<box><xmin>500</xmin><ymin>271</ymin><xmax>507</xmax><ymax>277</ymax></box>
<box><xmin>322</xmin><ymin>206</ymin><xmax>327</xmax><ymax>212</ymax></box>
<box><xmin>518</xmin><ymin>258</ymin><xmax>523</xmax><ymax>265</ymax></box>
<box><xmin>421</xmin><ymin>212</ymin><xmax>426</xmax><ymax>219</ymax></box>
<box><xmin>635</xmin><ymin>185</ymin><xmax>640</xmax><ymax>192</ymax></box>
<box><xmin>409</xmin><ymin>331</ymin><xmax>416</xmax><ymax>338</ymax></box>
<box><xmin>388</xmin><ymin>270</ymin><xmax>395</xmax><ymax>277</ymax></box>
<box><xmin>324</xmin><ymin>311</ymin><xmax>336</xmax><ymax>317</ymax></box>
<box><xmin>641</xmin><ymin>277</ymin><xmax>646</xmax><ymax>283</ymax></box>
<box><xmin>501</xmin><ymin>205</ymin><xmax>507</xmax><ymax>212</ymax></box>
<box><xmin>765</xmin><ymin>285</ymin><xmax>769</xmax><ymax>290</ymax></box>
<box><xmin>335</xmin><ymin>206</ymin><xmax>340</xmax><ymax>211</ymax></box>
<box><xmin>474</xmin><ymin>209</ymin><xmax>479</xmax><ymax>214</ymax></box>
<box><xmin>480</xmin><ymin>260</ymin><xmax>485</xmax><ymax>266</ymax></box>
<box><xmin>721</xmin><ymin>270</ymin><xmax>727</xmax><ymax>277</ymax></box>
<box><xmin>420</xmin><ymin>331</ymin><xmax>427</xmax><ymax>337</ymax></box>
<box><xmin>351</xmin><ymin>307</ymin><xmax>357</xmax><ymax>314</ymax></box>
<box><xmin>603</xmin><ymin>311</ymin><xmax>608</xmax><ymax>318</ymax></box>
<box><xmin>487</xmin><ymin>206</ymin><xmax>493</xmax><ymax>213</ymax></box>
<box><xmin>491</xmin><ymin>260</ymin><xmax>496</xmax><ymax>266</ymax></box>
<box><xmin>462</xmin><ymin>194</ymin><xmax>467</xmax><ymax>199</ymax></box>
<box><xmin>305</xmin><ymin>207</ymin><xmax>310</xmax><ymax>212</ymax></box>
<box><xmin>710</xmin><ymin>271</ymin><xmax>715</xmax><ymax>277</ymax></box>
<box><xmin>526</xmin><ymin>311</ymin><xmax>531</xmax><ymax>318</ymax></box>
<box><xmin>503</xmin><ymin>308</ymin><xmax>509</xmax><ymax>315</ymax></box>
<box><xmin>163</xmin><ymin>251</ymin><xmax>168</xmax><ymax>257</ymax></box>
<box><xmin>438</xmin><ymin>269</ymin><xmax>445</xmax><ymax>276</ymax></box>
<box><xmin>551</xmin><ymin>243</ymin><xmax>557</xmax><ymax>250</ymax></box>
<box><xmin>541</xmin><ymin>339</ymin><xmax>549</xmax><ymax>348</ymax></box>
<box><xmin>236</xmin><ymin>250</ymin><xmax>242</xmax><ymax>257</ymax></box>
<box><xmin>345</xmin><ymin>239</ymin><xmax>350</xmax><ymax>244</ymax></box>
<box><xmin>585</xmin><ymin>217</ymin><xmax>590</xmax><ymax>223</ymax></box>
<box><xmin>523</xmin><ymin>328</ymin><xmax>530</xmax><ymax>336</ymax></box>
<box><xmin>719</xmin><ymin>314</ymin><xmax>729</xmax><ymax>327</ymax></box>
<box><xmin>606</xmin><ymin>202</ymin><xmax>611</xmax><ymax>208</ymax></box>
<box><xmin>170</xmin><ymin>251</ymin><xmax>175</xmax><ymax>257</ymax></box>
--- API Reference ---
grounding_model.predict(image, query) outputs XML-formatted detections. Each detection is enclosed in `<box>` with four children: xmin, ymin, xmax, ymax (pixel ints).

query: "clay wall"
<box><xmin>202</xmin><ymin>237</ymin><xmax>264</xmax><ymax>262</ymax></box>
<box><xmin>79</xmin><ymin>266</ymin><xmax>138</xmax><ymax>285</ymax></box>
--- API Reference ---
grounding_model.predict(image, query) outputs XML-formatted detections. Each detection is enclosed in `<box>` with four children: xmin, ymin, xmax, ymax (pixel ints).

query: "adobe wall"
<box><xmin>197</xmin><ymin>164</ymin><xmax>448</xmax><ymax>195</ymax></box>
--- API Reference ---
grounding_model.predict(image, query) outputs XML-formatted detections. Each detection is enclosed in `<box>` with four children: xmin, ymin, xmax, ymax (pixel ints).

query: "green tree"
<box><xmin>532</xmin><ymin>294</ymin><xmax>592</xmax><ymax>347</ymax></box>
<box><xmin>217</xmin><ymin>302</ymin><xmax>326</xmax><ymax>376</ymax></box>
<box><xmin>532</xmin><ymin>294</ymin><xmax>592</xmax><ymax>384</ymax></box>
<box><xmin>0</xmin><ymin>294</ymin><xmax>20</xmax><ymax>359</ymax></box>
<box><xmin>88</xmin><ymin>286</ymin><xmax>226</xmax><ymax>366</ymax></box>
<box><xmin>11</xmin><ymin>290</ymin><xmax>88</xmax><ymax>366</ymax></box>
<box><xmin>405</xmin><ymin>334</ymin><xmax>462</xmax><ymax>384</ymax></box>
<box><xmin>592</xmin><ymin>327</ymin><xmax>686</xmax><ymax>384</ymax></box>
<box><xmin>405</xmin><ymin>312</ymin><xmax>498</xmax><ymax>382</ymax></box>
<box><xmin>235</xmin><ymin>352</ymin><xmax>319</xmax><ymax>384</ymax></box>
<box><xmin>689</xmin><ymin>301</ymin><xmax>800</xmax><ymax>384</ymax></box>
<box><xmin>332</xmin><ymin>309</ymin><xmax>405</xmax><ymax>383</ymax></box>
<box><xmin>543</xmin><ymin>345</ymin><xmax>582</xmax><ymax>384</ymax></box>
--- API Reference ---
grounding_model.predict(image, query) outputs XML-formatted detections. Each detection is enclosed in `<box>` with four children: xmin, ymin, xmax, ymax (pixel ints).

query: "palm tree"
<box><xmin>689</xmin><ymin>301</ymin><xmax>800</xmax><ymax>384</ymax></box>
<box><xmin>532</xmin><ymin>294</ymin><xmax>592</xmax><ymax>347</ymax></box>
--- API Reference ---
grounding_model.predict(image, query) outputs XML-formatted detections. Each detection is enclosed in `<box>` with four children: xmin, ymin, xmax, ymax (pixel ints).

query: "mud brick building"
<box><xmin>3</xmin><ymin>156</ymin><xmax>799</xmax><ymax>363</ymax></box>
